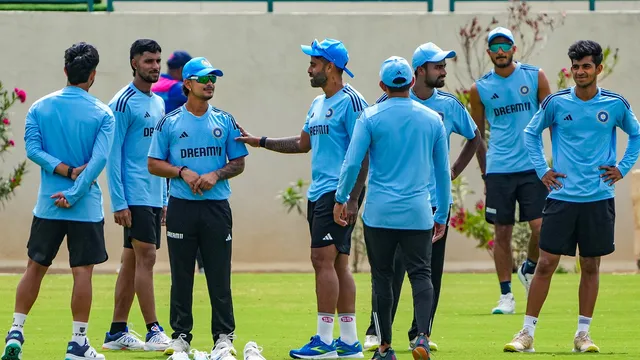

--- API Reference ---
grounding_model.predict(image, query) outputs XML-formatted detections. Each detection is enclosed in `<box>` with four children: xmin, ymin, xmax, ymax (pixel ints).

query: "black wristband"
<box><xmin>178</xmin><ymin>166</ymin><xmax>188</xmax><ymax>179</ymax></box>
<box><xmin>67</xmin><ymin>167</ymin><xmax>74</xmax><ymax>178</ymax></box>
<box><xmin>259</xmin><ymin>136</ymin><xmax>267</xmax><ymax>148</ymax></box>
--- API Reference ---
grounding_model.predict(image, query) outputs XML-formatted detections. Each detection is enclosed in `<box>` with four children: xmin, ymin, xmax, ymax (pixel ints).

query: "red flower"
<box><xmin>488</xmin><ymin>239</ymin><xmax>495</xmax><ymax>249</ymax></box>
<box><xmin>2</xmin><ymin>118</ymin><xmax>8</xmax><ymax>125</ymax></box>
<box><xmin>475</xmin><ymin>200</ymin><xmax>484</xmax><ymax>211</ymax></box>
<box><xmin>10</xmin><ymin>178</ymin><xmax>16</xmax><ymax>183</ymax></box>
<box><xmin>463</xmin><ymin>89</ymin><xmax>469</xmax><ymax>95</ymax></box>
<box><xmin>8</xmin><ymin>139</ymin><xmax>15</xmax><ymax>147</ymax></box>
<box><xmin>14</xmin><ymin>88</ymin><xmax>26</xmax><ymax>103</ymax></box>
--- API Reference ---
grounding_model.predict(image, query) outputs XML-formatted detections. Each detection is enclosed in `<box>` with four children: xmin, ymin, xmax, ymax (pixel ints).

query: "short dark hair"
<box><xmin>568</xmin><ymin>40</ymin><xmax>603</xmax><ymax>66</ymax></box>
<box><xmin>64</xmin><ymin>42</ymin><xmax>99</xmax><ymax>85</ymax></box>
<box><xmin>316</xmin><ymin>56</ymin><xmax>344</xmax><ymax>75</ymax></box>
<box><xmin>387</xmin><ymin>83</ymin><xmax>412</xmax><ymax>93</ymax></box>
<box><xmin>130</xmin><ymin>39</ymin><xmax>162</xmax><ymax>76</ymax></box>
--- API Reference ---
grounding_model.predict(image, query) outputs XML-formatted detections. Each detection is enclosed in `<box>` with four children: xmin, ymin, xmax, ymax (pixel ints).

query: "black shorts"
<box><xmin>485</xmin><ymin>170</ymin><xmax>548</xmax><ymax>225</ymax></box>
<box><xmin>539</xmin><ymin>198</ymin><xmax>615</xmax><ymax>257</ymax></box>
<box><xmin>307</xmin><ymin>190</ymin><xmax>365</xmax><ymax>255</ymax></box>
<box><xmin>123</xmin><ymin>206</ymin><xmax>162</xmax><ymax>249</ymax></box>
<box><xmin>26</xmin><ymin>216</ymin><xmax>107</xmax><ymax>268</ymax></box>
<box><xmin>165</xmin><ymin>196</ymin><xmax>232</xmax><ymax>245</ymax></box>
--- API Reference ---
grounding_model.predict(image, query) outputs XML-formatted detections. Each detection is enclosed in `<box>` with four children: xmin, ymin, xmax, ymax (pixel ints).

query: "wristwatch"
<box><xmin>67</xmin><ymin>167</ymin><xmax>75</xmax><ymax>178</ymax></box>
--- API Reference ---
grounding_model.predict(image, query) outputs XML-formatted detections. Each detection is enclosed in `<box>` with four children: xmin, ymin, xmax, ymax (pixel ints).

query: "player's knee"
<box><xmin>136</xmin><ymin>248</ymin><xmax>156</xmax><ymax>270</ymax></box>
<box><xmin>579</xmin><ymin>257</ymin><xmax>599</xmax><ymax>276</ymax></box>
<box><xmin>310</xmin><ymin>249</ymin><xmax>334</xmax><ymax>271</ymax></box>
<box><xmin>536</xmin><ymin>255</ymin><xmax>559</xmax><ymax>277</ymax></box>
<box><xmin>529</xmin><ymin>219</ymin><xmax>542</xmax><ymax>238</ymax></box>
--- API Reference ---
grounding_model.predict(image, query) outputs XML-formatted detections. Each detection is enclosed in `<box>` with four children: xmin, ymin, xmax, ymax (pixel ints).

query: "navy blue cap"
<box><xmin>167</xmin><ymin>51</ymin><xmax>192</xmax><ymax>69</ymax></box>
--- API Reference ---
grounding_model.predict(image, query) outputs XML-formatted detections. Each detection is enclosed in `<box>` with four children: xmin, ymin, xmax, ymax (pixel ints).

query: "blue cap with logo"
<box><xmin>182</xmin><ymin>57</ymin><xmax>224</xmax><ymax>80</ymax></box>
<box><xmin>488</xmin><ymin>26</ymin><xmax>515</xmax><ymax>44</ymax></box>
<box><xmin>411</xmin><ymin>42</ymin><xmax>456</xmax><ymax>71</ymax></box>
<box><xmin>380</xmin><ymin>56</ymin><xmax>413</xmax><ymax>88</ymax></box>
<box><xmin>167</xmin><ymin>51</ymin><xmax>192</xmax><ymax>69</ymax></box>
<box><xmin>301</xmin><ymin>38</ymin><xmax>354</xmax><ymax>78</ymax></box>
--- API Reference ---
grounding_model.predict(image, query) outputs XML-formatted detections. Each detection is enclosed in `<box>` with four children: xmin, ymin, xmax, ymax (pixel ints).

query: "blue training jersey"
<box><xmin>377</xmin><ymin>89</ymin><xmax>477</xmax><ymax>208</ymax></box>
<box><xmin>148</xmin><ymin>105</ymin><xmax>249</xmax><ymax>201</ymax></box>
<box><xmin>106</xmin><ymin>83</ymin><xmax>167</xmax><ymax>213</ymax></box>
<box><xmin>24</xmin><ymin>86</ymin><xmax>115</xmax><ymax>222</ymax></box>
<box><xmin>525</xmin><ymin>86</ymin><xmax>640</xmax><ymax>203</ymax></box>
<box><xmin>476</xmin><ymin>62</ymin><xmax>540</xmax><ymax>174</ymax></box>
<box><xmin>303</xmin><ymin>84</ymin><xmax>368</xmax><ymax>202</ymax></box>
<box><xmin>336</xmin><ymin>97</ymin><xmax>451</xmax><ymax>230</ymax></box>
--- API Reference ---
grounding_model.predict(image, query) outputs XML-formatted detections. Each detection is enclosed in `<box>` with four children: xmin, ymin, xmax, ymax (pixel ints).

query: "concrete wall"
<box><xmin>0</xmin><ymin>11</ymin><xmax>638</xmax><ymax>273</ymax></box>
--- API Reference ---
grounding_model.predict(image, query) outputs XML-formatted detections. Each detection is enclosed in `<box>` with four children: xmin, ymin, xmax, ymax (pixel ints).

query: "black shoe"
<box><xmin>372</xmin><ymin>347</ymin><xmax>397</xmax><ymax>360</ymax></box>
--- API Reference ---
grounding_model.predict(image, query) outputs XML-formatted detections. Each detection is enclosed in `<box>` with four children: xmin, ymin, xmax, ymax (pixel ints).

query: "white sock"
<box><xmin>72</xmin><ymin>321</ymin><xmax>88</xmax><ymax>345</ymax></box>
<box><xmin>576</xmin><ymin>315</ymin><xmax>591</xmax><ymax>336</ymax></box>
<box><xmin>523</xmin><ymin>315</ymin><xmax>538</xmax><ymax>338</ymax></box>
<box><xmin>10</xmin><ymin>313</ymin><xmax>27</xmax><ymax>333</ymax></box>
<box><xmin>338</xmin><ymin>313</ymin><xmax>358</xmax><ymax>345</ymax></box>
<box><xmin>317</xmin><ymin>313</ymin><xmax>334</xmax><ymax>345</ymax></box>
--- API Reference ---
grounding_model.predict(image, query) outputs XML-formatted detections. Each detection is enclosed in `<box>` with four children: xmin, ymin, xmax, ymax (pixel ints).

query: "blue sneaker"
<box><xmin>65</xmin><ymin>339</ymin><xmax>105</xmax><ymax>359</ymax></box>
<box><xmin>372</xmin><ymin>348</ymin><xmax>396</xmax><ymax>360</ymax></box>
<box><xmin>411</xmin><ymin>334</ymin><xmax>430</xmax><ymax>360</ymax></box>
<box><xmin>334</xmin><ymin>338</ymin><xmax>364</xmax><ymax>358</ymax></box>
<box><xmin>289</xmin><ymin>335</ymin><xmax>337</xmax><ymax>359</ymax></box>
<box><xmin>2</xmin><ymin>331</ymin><xmax>24</xmax><ymax>360</ymax></box>
<box><xmin>144</xmin><ymin>324</ymin><xmax>171</xmax><ymax>351</ymax></box>
<box><xmin>102</xmin><ymin>326</ymin><xmax>145</xmax><ymax>350</ymax></box>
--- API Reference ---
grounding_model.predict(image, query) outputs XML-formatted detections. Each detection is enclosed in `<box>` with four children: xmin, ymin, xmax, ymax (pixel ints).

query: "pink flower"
<box><xmin>2</xmin><ymin>118</ymin><xmax>8</xmax><ymax>125</ymax></box>
<box><xmin>8</xmin><ymin>139</ymin><xmax>15</xmax><ymax>147</ymax></box>
<box><xmin>463</xmin><ymin>89</ymin><xmax>469</xmax><ymax>95</ymax></box>
<box><xmin>14</xmin><ymin>88</ymin><xmax>26</xmax><ymax>103</ymax></box>
<box><xmin>475</xmin><ymin>200</ymin><xmax>484</xmax><ymax>211</ymax></box>
<box><xmin>488</xmin><ymin>239</ymin><xmax>495</xmax><ymax>249</ymax></box>
<box><xmin>10</xmin><ymin>178</ymin><xmax>16</xmax><ymax>183</ymax></box>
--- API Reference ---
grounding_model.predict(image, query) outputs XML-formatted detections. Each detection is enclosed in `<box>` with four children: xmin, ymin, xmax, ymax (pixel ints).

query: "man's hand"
<box><xmin>114</xmin><ymin>208</ymin><xmax>132</xmax><ymax>228</ymax></box>
<box><xmin>180</xmin><ymin>168</ymin><xmax>201</xmax><ymax>195</ymax></box>
<box><xmin>161</xmin><ymin>206</ymin><xmax>167</xmax><ymax>226</ymax></box>
<box><xmin>433</xmin><ymin>222</ymin><xmax>446</xmax><ymax>243</ymax></box>
<box><xmin>345</xmin><ymin>199</ymin><xmax>359</xmax><ymax>225</ymax></box>
<box><xmin>51</xmin><ymin>192</ymin><xmax>71</xmax><ymax>208</ymax></box>
<box><xmin>451</xmin><ymin>168</ymin><xmax>458</xmax><ymax>181</ymax></box>
<box><xmin>71</xmin><ymin>164</ymin><xmax>87</xmax><ymax>180</ymax></box>
<box><xmin>195</xmin><ymin>172</ymin><xmax>219</xmax><ymax>193</ymax></box>
<box><xmin>541</xmin><ymin>169</ymin><xmax>567</xmax><ymax>191</ymax></box>
<box><xmin>333</xmin><ymin>202</ymin><xmax>348</xmax><ymax>227</ymax></box>
<box><xmin>234</xmin><ymin>124</ymin><xmax>261</xmax><ymax>148</ymax></box>
<box><xmin>599</xmin><ymin>165</ymin><xmax>623</xmax><ymax>186</ymax></box>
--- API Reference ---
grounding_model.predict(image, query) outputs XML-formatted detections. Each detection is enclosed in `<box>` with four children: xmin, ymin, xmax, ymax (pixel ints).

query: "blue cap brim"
<box><xmin>194</xmin><ymin>68</ymin><xmax>224</xmax><ymax>77</ymax></box>
<box><xmin>430</xmin><ymin>50</ymin><xmax>457</xmax><ymax>63</ymax></box>
<box><xmin>301</xmin><ymin>45</ymin><xmax>322</xmax><ymax>57</ymax></box>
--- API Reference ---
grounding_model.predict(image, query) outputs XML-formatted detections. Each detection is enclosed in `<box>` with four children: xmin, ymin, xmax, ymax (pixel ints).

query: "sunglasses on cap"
<box><xmin>188</xmin><ymin>74</ymin><xmax>217</xmax><ymax>84</ymax></box>
<box><xmin>489</xmin><ymin>43</ymin><xmax>513</xmax><ymax>53</ymax></box>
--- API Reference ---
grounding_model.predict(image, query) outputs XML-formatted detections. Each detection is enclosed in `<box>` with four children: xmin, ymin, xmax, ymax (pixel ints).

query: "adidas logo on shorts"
<box><xmin>226</xmin><ymin>234</ymin><xmax>232</xmax><ymax>241</ymax></box>
<box><xmin>323</xmin><ymin>233</ymin><xmax>333</xmax><ymax>241</ymax></box>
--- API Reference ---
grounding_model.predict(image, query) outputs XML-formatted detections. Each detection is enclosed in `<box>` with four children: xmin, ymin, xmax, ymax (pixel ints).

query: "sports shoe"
<box><xmin>492</xmin><ymin>293</ymin><xmax>516</xmax><ymax>314</ymax></box>
<box><xmin>573</xmin><ymin>331</ymin><xmax>599</xmax><ymax>353</ymax></box>
<box><xmin>371</xmin><ymin>348</ymin><xmax>396</xmax><ymax>360</ymax></box>
<box><xmin>243</xmin><ymin>341</ymin><xmax>266</xmax><ymax>360</ymax></box>
<box><xmin>363</xmin><ymin>335</ymin><xmax>379</xmax><ymax>352</ymax></box>
<box><xmin>517</xmin><ymin>262</ymin><xmax>533</xmax><ymax>295</ymax></box>
<box><xmin>211</xmin><ymin>334</ymin><xmax>237</xmax><ymax>360</ymax></box>
<box><xmin>145</xmin><ymin>325</ymin><xmax>172</xmax><ymax>351</ymax></box>
<box><xmin>167</xmin><ymin>351</ymin><xmax>191</xmax><ymax>360</ymax></box>
<box><xmin>102</xmin><ymin>327</ymin><xmax>145</xmax><ymax>350</ymax></box>
<box><xmin>64</xmin><ymin>339</ymin><xmax>106</xmax><ymax>359</ymax></box>
<box><xmin>2</xmin><ymin>331</ymin><xmax>24</xmax><ymax>360</ymax></box>
<box><xmin>504</xmin><ymin>329</ymin><xmax>534</xmax><ymax>353</ymax></box>
<box><xmin>163</xmin><ymin>334</ymin><xmax>190</xmax><ymax>356</ymax></box>
<box><xmin>334</xmin><ymin>338</ymin><xmax>363</xmax><ymax>358</ymax></box>
<box><xmin>191</xmin><ymin>349</ymin><xmax>212</xmax><ymax>360</ymax></box>
<box><xmin>408</xmin><ymin>337</ymin><xmax>437</xmax><ymax>352</ymax></box>
<box><xmin>289</xmin><ymin>335</ymin><xmax>337</xmax><ymax>359</ymax></box>
<box><xmin>411</xmin><ymin>334</ymin><xmax>430</xmax><ymax>360</ymax></box>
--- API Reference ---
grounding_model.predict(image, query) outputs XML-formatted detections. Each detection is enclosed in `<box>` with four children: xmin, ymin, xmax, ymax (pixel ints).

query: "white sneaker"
<box><xmin>492</xmin><ymin>293</ymin><xmax>516</xmax><ymax>314</ymax></box>
<box><xmin>504</xmin><ymin>329</ymin><xmax>535</xmax><ymax>352</ymax></box>
<box><xmin>163</xmin><ymin>334</ymin><xmax>190</xmax><ymax>356</ymax></box>
<box><xmin>64</xmin><ymin>339</ymin><xmax>106</xmax><ymax>359</ymax></box>
<box><xmin>144</xmin><ymin>325</ymin><xmax>172</xmax><ymax>351</ymax></box>
<box><xmin>102</xmin><ymin>329</ymin><xmax>145</xmax><ymax>350</ymax></box>
<box><xmin>167</xmin><ymin>351</ymin><xmax>191</xmax><ymax>360</ymax></box>
<box><xmin>211</xmin><ymin>334</ymin><xmax>237</xmax><ymax>360</ymax></box>
<box><xmin>363</xmin><ymin>335</ymin><xmax>379</xmax><ymax>351</ymax></box>
<box><xmin>573</xmin><ymin>331</ymin><xmax>599</xmax><ymax>353</ymax></box>
<box><xmin>517</xmin><ymin>262</ymin><xmax>533</xmax><ymax>295</ymax></box>
<box><xmin>191</xmin><ymin>349</ymin><xmax>212</xmax><ymax>360</ymax></box>
<box><xmin>243</xmin><ymin>341</ymin><xmax>266</xmax><ymax>360</ymax></box>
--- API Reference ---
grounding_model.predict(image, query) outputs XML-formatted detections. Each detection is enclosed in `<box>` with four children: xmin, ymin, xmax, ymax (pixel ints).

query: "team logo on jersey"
<box><xmin>310</xmin><ymin>112</ymin><xmax>315</xmax><ymax>119</ymax></box>
<box><xmin>325</xmin><ymin>108</ymin><xmax>334</xmax><ymax>118</ymax></box>
<box><xmin>436</xmin><ymin>111</ymin><xmax>445</xmax><ymax>122</ymax></box>
<box><xmin>597</xmin><ymin>110</ymin><xmax>609</xmax><ymax>123</ymax></box>
<box><xmin>212</xmin><ymin>127</ymin><xmax>223</xmax><ymax>138</ymax></box>
<box><xmin>519</xmin><ymin>85</ymin><xmax>530</xmax><ymax>95</ymax></box>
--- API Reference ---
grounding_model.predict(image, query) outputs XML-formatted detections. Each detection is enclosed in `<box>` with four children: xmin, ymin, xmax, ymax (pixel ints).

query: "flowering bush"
<box><xmin>0</xmin><ymin>82</ymin><xmax>27</xmax><ymax>207</ymax></box>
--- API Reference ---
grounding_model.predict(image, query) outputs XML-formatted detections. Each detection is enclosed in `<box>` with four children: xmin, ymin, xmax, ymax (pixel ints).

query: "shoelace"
<box><xmin>190</xmin><ymin>349</ymin><xmax>211</xmax><ymax>359</ymax></box>
<box><xmin>149</xmin><ymin>331</ymin><xmax>171</xmax><ymax>344</ymax></box>
<box><xmin>167</xmin><ymin>352</ymin><xmax>190</xmax><ymax>360</ymax></box>
<box><xmin>245</xmin><ymin>345</ymin><xmax>265</xmax><ymax>360</ymax></box>
<box><xmin>119</xmin><ymin>329</ymin><xmax>143</xmax><ymax>345</ymax></box>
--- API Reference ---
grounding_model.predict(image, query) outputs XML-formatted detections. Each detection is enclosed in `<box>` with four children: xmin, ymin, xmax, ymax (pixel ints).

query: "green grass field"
<box><xmin>0</xmin><ymin>273</ymin><xmax>638</xmax><ymax>359</ymax></box>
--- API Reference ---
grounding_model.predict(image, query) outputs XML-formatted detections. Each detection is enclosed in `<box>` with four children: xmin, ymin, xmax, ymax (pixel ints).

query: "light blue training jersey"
<box><xmin>303</xmin><ymin>84</ymin><xmax>368</xmax><ymax>202</ymax></box>
<box><xmin>476</xmin><ymin>62</ymin><xmax>540</xmax><ymax>174</ymax></box>
<box><xmin>148</xmin><ymin>105</ymin><xmax>249</xmax><ymax>201</ymax></box>
<box><xmin>106</xmin><ymin>82</ymin><xmax>167</xmax><ymax>213</ymax></box>
<box><xmin>525</xmin><ymin>86</ymin><xmax>640</xmax><ymax>203</ymax></box>
<box><xmin>336</xmin><ymin>97</ymin><xmax>451</xmax><ymax>230</ymax></box>
<box><xmin>24</xmin><ymin>86</ymin><xmax>115</xmax><ymax>222</ymax></box>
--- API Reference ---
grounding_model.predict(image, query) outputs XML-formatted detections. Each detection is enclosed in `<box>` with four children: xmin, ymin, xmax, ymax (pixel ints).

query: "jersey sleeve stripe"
<box><xmin>601</xmin><ymin>90</ymin><xmax>631</xmax><ymax>109</ymax></box>
<box><xmin>212</xmin><ymin>107</ymin><xmax>240</xmax><ymax>129</ymax></box>
<box><xmin>438</xmin><ymin>91</ymin><xmax>467</xmax><ymax>110</ymax></box>
<box><xmin>479</xmin><ymin>72</ymin><xmax>493</xmax><ymax>81</ymax></box>
<box><xmin>541</xmin><ymin>89</ymin><xmax>571</xmax><ymax>110</ymax></box>
<box><xmin>115</xmin><ymin>88</ymin><xmax>135</xmax><ymax>113</ymax></box>
<box><xmin>155</xmin><ymin>108</ymin><xmax>181</xmax><ymax>131</ymax></box>
<box><xmin>342</xmin><ymin>87</ymin><xmax>364</xmax><ymax>112</ymax></box>
<box><xmin>375</xmin><ymin>93</ymin><xmax>388</xmax><ymax>104</ymax></box>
